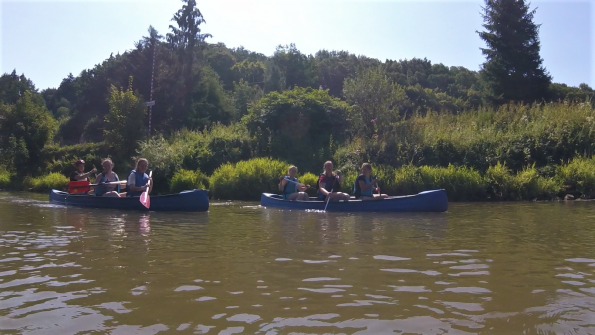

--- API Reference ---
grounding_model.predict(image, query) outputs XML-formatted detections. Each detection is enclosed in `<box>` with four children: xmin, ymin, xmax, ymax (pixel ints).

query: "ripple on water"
<box><xmin>389</xmin><ymin>285</ymin><xmax>431</xmax><ymax>293</ymax></box>
<box><xmin>174</xmin><ymin>285</ymin><xmax>203</xmax><ymax>292</ymax></box>
<box><xmin>299</xmin><ymin>287</ymin><xmax>346</xmax><ymax>293</ymax></box>
<box><xmin>373</xmin><ymin>255</ymin><xmax>411</xmax><ymax>261</ymax></box>
<box><xmin>442</xmin><ymin>287</ymin><xmax>492</xmax><ymax>294</ymax></box>
<box><xmin>226</xmin><ymin>313</ymin><xmax>262</xmax><ymax>324</ymax></box>
<box><xmin>380</xmin><ymin>268</ymin><xmax>442</xmax><ymax>276</ymax></box>
<box><xmin>302</xmin><ymin>277</ymin><xmax>341</xmax><ymax>282</ymax></box>
<box><xmin>303</xmin><ymin>260</ymin><xmax>334</xmax><ymax>264</ymax></box>
<box><xmin>566</xmin><ymin>258</ymin><xmax>595</xmax><ymax>263</ymax></box>
<box><xmin>197</xmin><ymin>296</ymin><xmax>216</xmax><ymax>302</ymax></box>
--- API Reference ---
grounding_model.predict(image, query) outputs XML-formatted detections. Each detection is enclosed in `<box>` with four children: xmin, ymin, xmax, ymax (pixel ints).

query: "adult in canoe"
<box><xmin>126</xmin><ymin>158</ymin><xmax>153</xmax><ymax>197</ymax></box>
<box><xmin>353</xmin><ymin>163</ymin><xmax>388</xmax><ymax>201</ymax></box>
<box><xmin>278</xmin><ymin>166</ymin><xmax>310</xmax><ymax>201</ymax></box>
<box><xmin>70</xmin><ymin>159</ymin><xmax>97</xmax><ymax>182</ymax></box>
<box><xmin>317</xmin><ymin>161</ymin><xmax>350</xmax><ymax>202</ymax></box>
<box><xmin>94</xmin><ymin>158</ymin><xmax>122</xmax><ymax>197</ymax></box>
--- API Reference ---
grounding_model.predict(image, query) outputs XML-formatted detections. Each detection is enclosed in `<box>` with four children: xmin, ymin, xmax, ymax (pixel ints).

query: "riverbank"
<box><xmin>3</xmin><ymin>156</ymin><xmax>594</xmax><ymax>202</ymax></box>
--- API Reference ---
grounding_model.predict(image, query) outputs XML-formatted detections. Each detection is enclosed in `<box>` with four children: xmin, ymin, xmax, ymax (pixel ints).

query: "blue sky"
<box><xmin>1</xmin><ymin>0</ymin><xmax>593</xmax><ymax>90</ymax></box>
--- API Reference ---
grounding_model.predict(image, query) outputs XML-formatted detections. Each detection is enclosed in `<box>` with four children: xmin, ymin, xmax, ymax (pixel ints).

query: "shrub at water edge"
<box><xmin>26</xmin><ymin>173</ymin><xmax>69</xmax><ymax>192</ymax></box>
<box><xmin>0</xmin><ymin>170</ymin><xmax>10</xmax><ymax>189</ymax></box>
<box><xmin>170</xmin><ymin>169</ymin><xmax>209</xmax><ymax>193</ymax></box>
<box><xmin>210</xmin><ymin>158</ymin><xmax>289</xmax><ymax>200</ymax></box>
<box><xmin>556</xmin><ymin>156</ymin><xmax>595</xmax><ymax>198</ymax></box>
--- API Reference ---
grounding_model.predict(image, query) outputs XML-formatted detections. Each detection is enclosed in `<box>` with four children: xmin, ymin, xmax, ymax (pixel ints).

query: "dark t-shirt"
<box><xmin>354</xmin><ymin>174</ymin><xmax>372</xmax><ymax>198</ymax></box>
<box><xmin>69</xmin><ymin>171</ymin><xmax>89</xmax><ymax>182</ymax></box>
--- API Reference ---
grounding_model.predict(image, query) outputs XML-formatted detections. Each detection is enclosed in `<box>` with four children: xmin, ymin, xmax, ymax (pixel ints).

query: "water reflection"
<box><xmin>0</xmin><ymin>194</ymin><xmax>595</xmax><ymax>333</ymax></box>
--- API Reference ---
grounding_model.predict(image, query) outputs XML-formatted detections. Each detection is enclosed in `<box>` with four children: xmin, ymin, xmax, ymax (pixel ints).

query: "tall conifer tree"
<box><xmin>477</xmin><ymin>0</ymin><xmax>551</xmax><ymax>104</ymax></box>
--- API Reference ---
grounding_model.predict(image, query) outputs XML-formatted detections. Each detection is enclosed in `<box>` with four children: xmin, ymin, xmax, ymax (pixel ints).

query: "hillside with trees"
<box><xmin>1</xmin><ymin>0</ymin><xmax>595</xmax><ymax>200</ymax></box>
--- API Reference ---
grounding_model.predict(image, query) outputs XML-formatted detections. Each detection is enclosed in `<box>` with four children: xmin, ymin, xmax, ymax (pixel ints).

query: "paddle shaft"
<box><xmin>323</xmin><ymin>176</ymin><xmax>339</xmax><ymax>212</ymax></box>
<box><xmin>282</xmin><ymin>177</ymin><xmax>307</xmax><ymax>188</ymax></box>
<box><xmin>69</xmin><ymin>181</ymin><xmax>126</xmax><ymax>189</ymax></box>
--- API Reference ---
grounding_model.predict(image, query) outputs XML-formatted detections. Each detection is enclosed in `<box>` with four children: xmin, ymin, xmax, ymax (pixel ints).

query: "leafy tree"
<box><xmin>0</xmin><ymin>91</ymin><xmax>57</xmax><ymax>175</ymax></box>
<box><xmin>243</xmin><ymin>87</ymin><xmax>351</xmax><ymax>172</ymax></box>
<box><xmin>0</xmin><ymin>71</ymin><xmax>45</xmax><ymax>106</ymax></box>
<box><xmin>477</xmin><ymin>0</ymin><xmax>551</xmax><ymax>103</ymax></box>
<box><xmin>232</xmin><ymin>79</ymin><xmax>264</xmax><ymax>120</ymax></box>
<box><xmin>167</xmin><ymin>0</ymin><xmax>211</xmax><ymax>127</ymax></box>
<box><xmin>343</xmin><ymin>67</ymin><xmax>411</xmax><ymax>138</ymax></box>
<box><xmin>104</xmin><ymin>77</ymin><xmax>147</xmax><ymax>158</ymax></box>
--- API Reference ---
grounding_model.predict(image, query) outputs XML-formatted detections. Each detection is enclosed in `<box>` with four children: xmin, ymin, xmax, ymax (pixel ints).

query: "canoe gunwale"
<box><xmin>49</xmin><ymin>189</ymin><xmax>209</xmax><ymax>212</ymax></box>
<box><xmin>260</xmin><ymin>190</ymin><xmax>448</xmax><ymax>212</ymax></box>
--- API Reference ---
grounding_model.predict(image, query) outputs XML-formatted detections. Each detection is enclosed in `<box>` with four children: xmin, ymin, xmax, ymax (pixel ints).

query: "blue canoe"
<box><xmin>260</xmin><ymin>189</ymin><xmax>448</xmax><ymax>212</ymax></box>
<box><xmin>49</xmin><ymin>189</ymin><xmax>209</xmax><ymax>212</ymax></box>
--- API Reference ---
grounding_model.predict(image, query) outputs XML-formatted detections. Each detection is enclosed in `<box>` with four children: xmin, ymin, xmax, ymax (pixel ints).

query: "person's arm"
<box><xmin>298</xmin><ymin>184</ymin><xmax>310</xmax><ymax>192</ymax></box>
<box><xmin>127</xmin><ymin>173</ymin><xmax>146</xmax><ymax>192</ymax></box>
<box><xmin>359</xmin><ymin>179</ymin><xmax>372</xmax><ymax>191</ymax></box>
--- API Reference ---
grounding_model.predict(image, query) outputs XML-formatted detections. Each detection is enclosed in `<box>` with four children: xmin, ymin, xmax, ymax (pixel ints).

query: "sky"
<box><xmin>1</xmin><ymin>0</ymin><xmax>593</xmax><ymax>90</ymax></box>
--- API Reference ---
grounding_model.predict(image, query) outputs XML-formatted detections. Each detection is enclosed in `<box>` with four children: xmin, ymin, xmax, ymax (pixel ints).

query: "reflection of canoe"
<box><xmin>260</xmin><ymin>189</ymin><xmax>448</xmax><ymax>212</ymax></box>
<box><xmin>49</xmin><ymin>189</ymin><xmax>209</xmax><ymax>212</ymax></box>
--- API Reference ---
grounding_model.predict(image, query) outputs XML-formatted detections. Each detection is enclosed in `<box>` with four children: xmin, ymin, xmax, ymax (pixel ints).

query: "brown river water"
<box><xmin>0</xmin><ymin>191</ymin><xmax>594</xmax><ymax>334</ymax></box>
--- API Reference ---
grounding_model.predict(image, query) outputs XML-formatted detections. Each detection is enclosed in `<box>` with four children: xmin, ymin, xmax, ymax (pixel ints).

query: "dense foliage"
<box><xmin>1</xmin><ymin>0</ymin><xmax>594</xmax><ymax>202</ymax></box>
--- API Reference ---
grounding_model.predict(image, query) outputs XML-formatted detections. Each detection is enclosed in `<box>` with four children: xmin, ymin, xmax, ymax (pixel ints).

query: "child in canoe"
<box><xmin>126</xmin><ymin>158</ymin><xmax>153</xmax><ymax>197</ymax></box>
<box><xmin>70</xmin><ymin>159</ymin><xmax>97</xmax><ymax>182</ymax></box>
<box><xmin>278</xmin><ymin>166</ymin><xmax>310</xmax><ymax>201</ymax></box>
<box><xmin>353</xmin><ymin>163</ymin><xmax>388</xmax><ymax>201</ymax></box>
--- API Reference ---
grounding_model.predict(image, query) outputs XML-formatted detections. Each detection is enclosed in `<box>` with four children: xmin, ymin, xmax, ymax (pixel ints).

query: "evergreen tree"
<box><xmin>477</xmin><ymin>0</ymin><xmax>551</xmax><ymax>103</ymax></box>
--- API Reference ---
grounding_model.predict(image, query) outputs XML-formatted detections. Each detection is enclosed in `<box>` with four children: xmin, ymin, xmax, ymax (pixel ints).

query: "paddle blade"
<box><xmin>140</xmin><ymin>191</ymin><xmax>150</xmax><ymax>209</ymax></box>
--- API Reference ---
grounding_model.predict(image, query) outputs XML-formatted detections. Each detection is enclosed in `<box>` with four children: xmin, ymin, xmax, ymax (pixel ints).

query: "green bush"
<box><xmin>27</xmin><ymin>173</ymin><xmax>69</xmax><ymax>192</ymax></box>
<box><xmin>418</xmin><ymin>165</ymin><xmax>487</xmax><ymax>201</ymax></box>
<box><xmin>138</xmin><ymin>124</ymin><xmax>254</xmax><ymax>194</ymax></box>
<box><xmin>299</xmin><ymin>172</ymin><xmax>319</xmax><ymax>197</ymax></box>
<box><xmin>170</xmin><ymin>169</ymin><xmax>208</xmax><ymax>193</ymax></box>
<box><xmin>0</xmin><ymin>170</ymin><xmax>10</xmax><ymax>189</ymax></box>
<box><xmin>210</xmin><ymin>158</ymin><xmax>289</xmax><ymax>200</ymax></box>
<box><xmin>556</xmin><ymin>156</ymin><xmax>595</xmax><ymax>197</ymax></box>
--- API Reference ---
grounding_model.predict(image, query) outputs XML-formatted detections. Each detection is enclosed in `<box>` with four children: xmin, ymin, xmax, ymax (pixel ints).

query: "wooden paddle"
<box><xmin>140</xmin><ymin>170</ymin><xmax>152</xmax><ymax>209</ymax></box>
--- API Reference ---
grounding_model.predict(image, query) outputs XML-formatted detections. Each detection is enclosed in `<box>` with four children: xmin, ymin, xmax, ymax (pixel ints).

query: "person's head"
<box><xmin>102</xmin><ymin>158</ymin><xmax>114</xmax><ymax>173</ymax></box>
<box><xmin>323</xmin><ymin>161</ymin><xmax>334</xmax><ymax>174</ymax></box>
<box><xmin>74</xmin><ymin>159</ymin><xmax>85</xmax><ymax>172</ymax></box>
<box><xmin>136</xmin><ymin>158</ymin><xmax>149</xmax><ymax>174</ymax></box>
<box><xmin>288</xmin><ymin>166</ymin><xmax>297</xmax><ymax>177</ymax></box>
<box><xmin>361</xmin><ymin>163</ymin><xmax>372</xmax><ymax>176</ymax></box>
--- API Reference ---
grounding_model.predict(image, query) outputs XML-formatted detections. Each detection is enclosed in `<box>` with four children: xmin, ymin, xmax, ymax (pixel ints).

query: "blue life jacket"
<box><xmin>95</xmin><ymin>172</ymin><xmax>120</xmax><ymax>196</ymax></box>
<box><xmin>353</xmin><ymin>174</ymin><xmax>373</xmax><ymax>198</ymax></box>
<box><xmin>126</xmin><ymin>170</ymin><xmax>148</xmax><ymax>197</ymax></box>
<box><xmin>282</xmin><ymin>176</ymin><xmax>299</xmax><ymax>200</ymax></box>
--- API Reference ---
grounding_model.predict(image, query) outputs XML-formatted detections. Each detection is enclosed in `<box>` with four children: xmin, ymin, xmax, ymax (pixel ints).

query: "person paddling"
<box><xmin>317</xmin><ymin>161</ymin><xmax>350</xmax><ymax>202</ymax></box>
<box><xmin>70</xmin><ymin>159</ymin><xmax>96</xmax><ymax>182</ymax></box>
<box><xmin>94</xmin><ymin>158</ymin><xmax>122</xmax><ymax>197</ymax></box>
<box><xmin>353</xmin><ymin>163</ymin><xmax>388</xmax><ymax>201</ymax></box>
<box><xmin>126</xmin><ymin>158</ymin><xmax>153</xmax><ymax>197</ymax></box>
<box><xmin>278</xmin><ymin>166</ymin><xmax>310</xmax><ymax>201</ymax></box>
